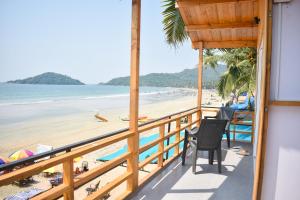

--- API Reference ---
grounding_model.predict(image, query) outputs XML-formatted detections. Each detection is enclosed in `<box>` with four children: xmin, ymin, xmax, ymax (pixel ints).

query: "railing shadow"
<box><xmin>130</xmin><ymin>141</ymin><xmax>253</xmax><ymax>200</ymax></box>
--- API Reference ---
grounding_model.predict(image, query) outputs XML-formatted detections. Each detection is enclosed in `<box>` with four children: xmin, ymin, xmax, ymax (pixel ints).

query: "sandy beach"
<box><xmin>0</xmin><ymin>88</ymin><xmax>223</xmax><ymax>199</ymax></box>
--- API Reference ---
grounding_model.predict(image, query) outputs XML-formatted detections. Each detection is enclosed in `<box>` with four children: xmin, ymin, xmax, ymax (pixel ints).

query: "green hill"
<box><xmin>7</xmin><ymin>72</ymin><xmax>85</xmax><ymax>85</ymax></box>
<box><xmin>104</xmin><ymin>65</ymin><xmax>226</xmax><ymax>89</ymax></box>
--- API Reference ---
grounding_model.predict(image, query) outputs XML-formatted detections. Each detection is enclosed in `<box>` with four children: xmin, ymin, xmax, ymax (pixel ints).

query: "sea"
<box><xmin>0</xmin><ymin>84</ymin><xmax>175</xmax><ymax>106</ymax></box>
<box><xmin>0</xmin><ymin>83</ymin><xmax>192</xmax><ymax>124</ymax></box>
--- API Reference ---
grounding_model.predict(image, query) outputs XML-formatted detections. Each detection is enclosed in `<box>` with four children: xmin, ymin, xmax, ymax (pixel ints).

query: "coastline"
<box><xmin>0</xmin><ymin>88</ymin><xmax>223</xmax><ymax>156</ymax></box>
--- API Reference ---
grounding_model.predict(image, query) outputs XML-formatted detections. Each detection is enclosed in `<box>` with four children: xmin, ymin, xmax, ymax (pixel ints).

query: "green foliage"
<box><xmin>104</xmin><ymin>65</ymin><xmax>226</xmax><ymax>89</ymax></box>
<box><xmin>204</xmin><ymin>48</ymin><xmax>257</xmax><ymax>99</ymax></box>
<box><xmin>161</xmin><ymin>0</ymin><xmax>188</xmax><ymax>47</ymax></box>
<box><xmin>7</xmin><ymin>72</ymin><xmax>85</xmax><ymax>85</ymax></box>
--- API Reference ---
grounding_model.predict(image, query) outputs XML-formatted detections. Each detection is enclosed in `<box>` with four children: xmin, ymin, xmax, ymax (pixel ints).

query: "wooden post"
<box><xmin>127</xmin><ymin>0</ymin><xmax>141</xmax><ymax>192</ymax></box>
<box><xmin>187</xmin><ymin>114</ymin><xmax>192</xmax><ymax>130</ymax></box>
<box><xmin>63</xmin><ymin>159</ymin><xmax>74</xmax><ymax>200</ymax></box>
<box><xmin>175</xmin><ymin>118</ymin><xmax>181</xmax><ymax>155</ymax></box>
<box><xmin>251</xmin><ymin>112</ymin><xmax>255</xmax><ymax>144</ymax></box>
<box><xmin>197</xmin><ymin>43</ymin><xmax>203</xmax><ymax>126</ymax></box>
<box><xmin>158</xmin><ymin>124</ymin><xmax>165</xmax><ymax>167</ymax></box>
<box><xmin>233</xmin><ymin>112</ymin><xmax>236</xmax><ymax>142</ymax></box>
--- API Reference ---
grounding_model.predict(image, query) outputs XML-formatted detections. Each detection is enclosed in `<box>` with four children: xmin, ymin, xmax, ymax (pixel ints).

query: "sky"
<box><xmin>0</xmin><ymin>0</ymin><xmax>198</xmax><ymax>84</ymax></box>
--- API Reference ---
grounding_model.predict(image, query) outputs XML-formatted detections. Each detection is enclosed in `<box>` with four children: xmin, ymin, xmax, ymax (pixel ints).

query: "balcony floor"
<box><xmin>130</xmin><ymin>141</ymin><xmax>253</xmax><ymax>200</ymax></box>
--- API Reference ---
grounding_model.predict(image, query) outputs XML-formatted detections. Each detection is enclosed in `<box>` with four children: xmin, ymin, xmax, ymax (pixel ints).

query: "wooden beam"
<box><xmin>185</xmin><ymin>22</ymin><xmax>257</xmax><ymax>32</ymax></box>
<box><xmin>176</xmin><ymin>0</ymin><xmax>255</xmax><ymax>7</ymax></box>
<box><xmin>269</xmin><ymin>101</ymin><xmax>300</xmax><ymax>107</ymax></box>
<box><xmin>127</xmin><ymin>0</ymin><xmax>141</xmax><ymax>193</ymax></box>
<box><xmin>158</xmin><ymin>124</ymin><xmax>165</xmax><ymax>167</ymax></box>
<box><xmin>192</xmin><ymin>40</ymin><xmax>257</xmax><ymax>49</ymax></box>
<box><xmin>252</xmin><ymin>0</ymin><xmax>273</xmax><ymax>199</ymax></box>
<box><xmin>197</xmin><ymin>44</ymin><xmax>203</xmax><ymax>126</ymax></box>
<box><xmin>174</xmin><ymin>118</ymin><xmax>181</xmax><ymax>155</ymax></box>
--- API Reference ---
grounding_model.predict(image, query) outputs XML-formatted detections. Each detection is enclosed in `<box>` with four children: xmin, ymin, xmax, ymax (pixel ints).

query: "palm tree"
<box><xmin>161</xmin><ymin>1</ymin><xmax>257</xmax><ymax>100</ymax></box>
<box><xmin>204</xmin><ymin>48</ymin><xmax>256</xmax><ymax>100</ymax></box>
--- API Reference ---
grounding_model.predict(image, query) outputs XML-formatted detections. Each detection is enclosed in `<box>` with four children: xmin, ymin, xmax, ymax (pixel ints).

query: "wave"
<box><xmin>0</xmin><ymin>100</ymin><xmax>55</xmax><ymax>106</ymax></box>
<box><xmin>0</xmin><ymin>90</ymin><xmax>177</xmax><ymax>107</ymax></box>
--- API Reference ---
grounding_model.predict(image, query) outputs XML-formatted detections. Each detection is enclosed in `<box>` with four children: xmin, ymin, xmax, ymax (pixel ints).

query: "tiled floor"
<box><xmin>129</xmin><ymin>141</ymin><xmax>253</xmax><ymax>200</ymax></box>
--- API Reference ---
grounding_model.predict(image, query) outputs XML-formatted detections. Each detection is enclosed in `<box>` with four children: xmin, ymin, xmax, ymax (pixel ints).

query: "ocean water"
<box><xmin>0</xmin><ymin>83</ymin><xmax>188</xmax><ymax>125</ymax></box>
<box><xmin>0</xmin><ymin>83</ymin><xmax>172</xmax><ymax>106</ymax></box>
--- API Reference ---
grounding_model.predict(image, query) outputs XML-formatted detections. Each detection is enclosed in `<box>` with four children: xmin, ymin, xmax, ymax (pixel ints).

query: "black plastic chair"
<box><xmin>205</xmin><ymin>107</ymin><xmax>234</xmax><ymax>148</ymax></box>
<box><xmin>182</xmin><ymin>119</ymin><xmax>227</xmax><ymax>174</ymax></box>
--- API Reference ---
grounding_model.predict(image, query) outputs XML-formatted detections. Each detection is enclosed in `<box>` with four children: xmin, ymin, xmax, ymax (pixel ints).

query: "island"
<box><xmin>7</xmin><ymin>72</ymin><xmax>85</xmax><ymax>85</ymax></box>
<box><xmin>103</xmin><ymin>65</ymin><xmax>226</xmax><ymax>89</ymax></box>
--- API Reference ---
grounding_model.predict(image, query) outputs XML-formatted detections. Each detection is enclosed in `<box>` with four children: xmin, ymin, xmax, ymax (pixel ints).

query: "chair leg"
<box><xmin>182</xmin><ymin>130</ymin><xmax>189</xmax><ymax>166</ymax></box>
<box><xmin>209</xmin><ymin>150</ymin><xmax>214</xmax><ymax>165</ymax></box>
<box><xmin>226</xmin><ymin>131</ymin><xmax>230</xmax><ymax>148</ymax></box>
<box><xmin>191</xmin><ymin>145</ymin><xmax>198</xmax><ymax>174</ymax></box>
<box><xmin>217</xmin><ymin>146</ymin><xmax>222</xmax><ymax>173</ymax></box>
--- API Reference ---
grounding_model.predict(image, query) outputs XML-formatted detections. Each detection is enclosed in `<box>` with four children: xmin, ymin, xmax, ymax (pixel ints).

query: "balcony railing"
<box><xmin>0</xmin><ymin>107</ymin><xmax>254</xmax><ymax>199</ymax></box>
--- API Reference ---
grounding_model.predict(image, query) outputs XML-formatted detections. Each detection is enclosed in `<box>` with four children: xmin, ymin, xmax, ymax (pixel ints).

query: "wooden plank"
<box><xmin>0</xmin><ymin>131</ymin><xmax>133</xmax><ymax>186</ymax></box>
<box><xmin>269</xmin><ymin>101</ymin><xmax>300</xmax><ymax>107</ymax></box>
<box><xmin>139</xmin><ymin>152</ymin><xmax>162</xmax><ymax>169</ymax></box>
<box><xmin>234</xmin><ymin>130</ymin><xmax>253</xmax><ymax>134</ymax></box>
<box><xmin>186</xmin><ymin>22</ymin><xmax>257</xmax><ymax>31</ymax></box>
<box><xmin>85</xmin><ymin>172</ymin><xmax>132</xmax><ymax>200</ymax></box>
<box><xmin>252</xmin><ymin>0</ymin><xmax>273</xmax><ymax>199</ymax></box>
<box><xmin>197</xmin><ymin>46</ymin><xmax>203</xmax><ymax>126</ymax></box>
<box><xmin>193</xmin><ymin>40</ymin><xmax>257</xmax><ymax>49</ymax></box>
<box><xmin>187</xmin><ymin>114</ymin><xmax>193</xmax><ymax>130</ymax></box>
<box><xmin>163</xmin><ymin>139</ymin><xmax>184</xmax><ymax>153</ymax></box>
<box><xmin>138</xmin><ymin>109</ymin><xmax>199</xmax><ymax>133</ymax></box>
<box><xmin>127</xmin><ymin>0</ymin><xmax>141</xmax><ymax>193</ymax></box>
<box><xmin>31</xmin><ymin>184</ymin><xmax>69</xmax><ymax>200</ymax></box>
<box><xmin>158</xmin><ymin>124</ymin><xmax>165</xmax><ymax>167</ymax></box>
<box><xmin>177</xmin><ymin>0</ymin><xmax>256</xmax><ymax>7</ymax></box>
<box><xmin>175</xmin><ymin>119</ymin><xmax>181</xmax><ymax>155</ymax></box>
<box><xmin>251</xmin><ymin>112</ymin><xmax>255</xmax><ymax>144</ymax></box>
<box><xmin>63</xmin><ymin>159</ymin><xmax>74</xmax><ymax>200</ymax></box>
<box><xmin>74</xmin><ymin>152</ymin><xmax>130</xmax><ymax>188</ymax></box>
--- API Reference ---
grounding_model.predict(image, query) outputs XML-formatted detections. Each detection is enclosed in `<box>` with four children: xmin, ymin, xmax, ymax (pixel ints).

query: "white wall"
<box><xmin>262</xmin><ymin>0</ymin><xmax>300</xmax><ymax>199</ymax></box>
<box><xmin>270</xmin><ymin>0</ymin><xmax>300</xmax><ymax>101</ymax></box>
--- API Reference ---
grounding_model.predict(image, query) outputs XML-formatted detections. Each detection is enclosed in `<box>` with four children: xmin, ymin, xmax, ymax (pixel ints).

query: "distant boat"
<box><xmin>121</xmin><ymin>115</ymin><xmax>149</xmax><ymax>122</ymax></box>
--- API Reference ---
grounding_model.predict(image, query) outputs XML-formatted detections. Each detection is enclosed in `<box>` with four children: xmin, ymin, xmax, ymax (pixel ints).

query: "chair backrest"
<box><xmin>196</xmin><ymin>119</ymin><xmax>227</xmax><ymax>149</ymax></box>
<box><xmin>217</xmin><ymin>107</ymin><xmax>234</xmax><ymax>121</ymax></box>
<box><xmin>216</xmin><ymin>107</ymin><xmax>234</xmax><ymax>130</ymax></box>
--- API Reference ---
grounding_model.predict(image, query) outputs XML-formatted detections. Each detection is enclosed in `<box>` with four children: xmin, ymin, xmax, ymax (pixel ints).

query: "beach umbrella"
<box><xmin>9</xmin><ymin>149</ymin><xmax>34</xmax><ymax>161</ymax></box>
<box><xmin>74</xmin><ymin>157</ymin><xmax>82</xmax><ymax>163</ymax></box>
<box><xmin>0</xmin><ymin>156</ymin><xmax>9</xmax><ymax>165</ymax></box>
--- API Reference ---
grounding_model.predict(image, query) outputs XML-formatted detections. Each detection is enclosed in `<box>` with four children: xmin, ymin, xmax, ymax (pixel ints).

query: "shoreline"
<box><xmin>0</xmin><ymin>88</ymin><xmax>223</xmax><ymax>156</ymax></box>
<box><xmin>0</xmin><ymin>89</ymin><xmax>223</xmax><ymax>199</ymax></box>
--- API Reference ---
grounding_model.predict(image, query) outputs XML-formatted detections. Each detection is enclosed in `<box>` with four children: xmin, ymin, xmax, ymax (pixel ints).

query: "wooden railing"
<box><xmin>231</xmin><ymin>111</ymin><xmax>255</xmax><ymax>144</ymax></box>
<box><xmin>0</xmin><ymin>107</ymin><xmax>255</xmax><ymax>199</ymax></box>
<box><xmin>0</xmin><ymin>107</ymin><xmax>221</xmax><ymax>200</ymax></box>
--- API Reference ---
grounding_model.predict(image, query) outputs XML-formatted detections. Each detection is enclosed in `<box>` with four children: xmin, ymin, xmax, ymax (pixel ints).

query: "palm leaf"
<box><xmin>161</xmin><ymin>0</ymin><xmax>188</xmax><ymax>47</ymax></box>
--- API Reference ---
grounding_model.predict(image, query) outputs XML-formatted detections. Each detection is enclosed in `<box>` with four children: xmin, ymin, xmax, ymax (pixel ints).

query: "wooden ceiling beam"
<box><xmin>176</xmin><ymin>0</ymin><xmax>256</xmax><ymax>8</ymax></box>
<box><xmin>192</xmin><ymin>40</ymin><xmax>257</xmax><ymax>49</ymax></box>
<box><xmin>185</xmin><ymin>22</ymin><xmax>257</xmax><ymax>31</ymax></box>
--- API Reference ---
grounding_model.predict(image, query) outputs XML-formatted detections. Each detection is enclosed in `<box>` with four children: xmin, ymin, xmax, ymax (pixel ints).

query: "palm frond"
<box><xmin>161</xmin><ymin>0</ymin><xmax>188</xmax><ymax>47</ymax></box>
